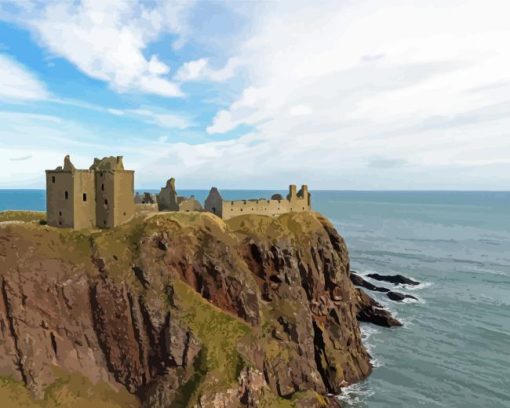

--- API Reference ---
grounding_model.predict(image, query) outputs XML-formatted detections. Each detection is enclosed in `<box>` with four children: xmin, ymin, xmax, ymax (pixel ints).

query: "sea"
<box><xmin>1</xmin><ymin>189</ymin><xmax>509</xmax><ymax>407</ymax></box>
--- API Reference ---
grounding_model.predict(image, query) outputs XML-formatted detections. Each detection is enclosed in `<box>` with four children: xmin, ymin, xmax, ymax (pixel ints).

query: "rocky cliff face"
<box><xmin>0</xmin><ymin>211</ymin><xmax>397</xmax><ymax>407</ymax></box>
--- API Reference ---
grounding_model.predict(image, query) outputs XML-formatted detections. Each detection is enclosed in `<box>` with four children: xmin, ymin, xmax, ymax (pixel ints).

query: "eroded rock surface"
<box><xmin>0</xmin><ymin>211</ymin><xmax>399</xmax><ymax>406</ymax></box>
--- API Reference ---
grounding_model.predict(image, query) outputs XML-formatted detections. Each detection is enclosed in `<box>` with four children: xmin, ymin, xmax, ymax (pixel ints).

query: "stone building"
<box><xmin>204</xmin><ymin>184</ymin><xmax>311</xmax><ymax>220</ymax></box>
<box><xmin>157</xmin><ymin>178</ymin><xmax>203</xmax><ymax>212</ymax></box>
<box><xmin>46</xmin><ymin>155</ymin><xmax>135</xmax><ymax>229</ymax></box>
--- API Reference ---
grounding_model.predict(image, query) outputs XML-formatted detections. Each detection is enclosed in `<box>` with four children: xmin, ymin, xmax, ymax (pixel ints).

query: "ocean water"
<box><xmin>1</xmin><ymin>190</ymin><xmax>509</xmax><ymax>407</ymax></box>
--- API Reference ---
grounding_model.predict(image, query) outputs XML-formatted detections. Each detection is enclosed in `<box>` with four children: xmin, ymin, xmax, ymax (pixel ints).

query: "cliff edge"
<box><xmin>0</xmin><ymin>210</ymin><xmax>397</xmax><ymax>407</ymax></box>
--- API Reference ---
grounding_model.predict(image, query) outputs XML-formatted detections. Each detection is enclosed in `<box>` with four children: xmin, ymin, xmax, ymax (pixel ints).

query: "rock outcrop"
<box><xmin>366</xmin><ymin>273</ymin><xmax>419</xmax><ymax>286</ymax></box>
<box><xmin>0</xmin><ymin>210</ymin><xmax>399</xmax><ymax>406</ymax></box>
<box><xmin>350</xmin><ymin>273</ymin><xmax>418</xmax><ymax>303</ymax></box>
<box><xmin>350</xmin><ymin>273</ymin><xmax>390</xmax><ymax>292</ymax></box>
<box><xmin>386</xmin><ymin>291</ymin><xmax>418</xmax><ymax>302</ymax></box>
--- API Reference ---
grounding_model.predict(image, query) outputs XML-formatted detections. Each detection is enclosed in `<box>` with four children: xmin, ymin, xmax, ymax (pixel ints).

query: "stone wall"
<box><xmin>72</xmin><ymin>170</ymin><xmax>96</xmax><ymax>229</ymax></box>
<box><xmin>206</xmin><ymin>184</ymin><xmax>311</xmax><ymax>220</ymax></box>
<box><xmin>113</xmin><ymin>170</ymin><xmax>135</xmax><ymax>226</ymax></box>
<box><xmin>46</xmin><ymin>170</ymin><xmax>75</xmax><ymax>228</ymax></box>
<box><xmin>95</xmin><ymin>171</ymin><xmax>116</xmax><ymax>228</ymax></box>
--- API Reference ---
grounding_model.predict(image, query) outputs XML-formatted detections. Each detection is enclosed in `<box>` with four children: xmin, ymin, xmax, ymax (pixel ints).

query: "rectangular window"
<box><xmin>52</xmin><ymin>176</ymin><xmax>55</xmax><ymax>183</ymax></box>
<box><xmin>104</xmin><ymin>199</ymin><xmax>108</xmax><ymax>205</ymax></box>
<box><xmin>83</xmin><ymin>193</ymin><xmax>87</xmax><ymax>202</ymax></box>
<box><xmin>101</xmin><ymin>183</ymin><xmax>104</xmax><ymax>191</ymax></box>
<box><xmin>65</xmin><ymin>191</ymin><xmax>68</xmax><ymax>200</ymax></box>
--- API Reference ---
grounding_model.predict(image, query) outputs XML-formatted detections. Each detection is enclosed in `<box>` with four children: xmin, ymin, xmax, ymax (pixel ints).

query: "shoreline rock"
<box><xmin>350</xmin><ymin>273</ymin><xmax>390</xmax><ymax>292</ymax></box>
<box><xmin>386</xmin><ymin>291</ymin><xmax>418</xmax><ymax>302</ymax></box>
<box><xmin>366</xmin><ymin>273</ymin><xmax>419</xmax><ymax>286</ymax></box>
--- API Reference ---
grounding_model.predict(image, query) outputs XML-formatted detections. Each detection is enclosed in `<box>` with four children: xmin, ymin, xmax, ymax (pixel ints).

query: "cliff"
<box><xmin>0</xmin><ymin>210</ymin><xmax>397</xmax><ymax>407</ymax></box>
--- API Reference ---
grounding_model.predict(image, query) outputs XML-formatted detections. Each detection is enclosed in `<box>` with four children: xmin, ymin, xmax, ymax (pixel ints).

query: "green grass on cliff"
<box><xmin>171</xmin><ymin>279</ymin><xmax>250</xmax><ymax>401</ymax></box>
<box><xmin>0</xmin><ymin>374</ymin><xmax>138</xmax><ymax>408</ymax></box>
<box><xmin>0</xmin><ymin>211</ymin><xmax>45</xmax><ymax>223</ymax></box>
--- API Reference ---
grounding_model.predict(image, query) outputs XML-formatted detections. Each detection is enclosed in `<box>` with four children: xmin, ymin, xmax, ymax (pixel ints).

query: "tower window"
<box><xmin>64</xmin><ymin>191</ymin><xmax>68</xmax><ymax>200</ymax></box>
<box><xmin>104</xmin><ymin>199</ymin><xmax>108</xmax><ymax>205</ymax></box>
<box><xmin>101</xmin><ymin>183</ymin><xmax>104</xmax><ymax>191</ymax></box>
<box><xmin>59</xmin><ymin>211</ymin><xmax>62</xmax><ymax>216</ymax></box>
<box><xmin>83</xmin><ymin>193</ymin><xmax>87</xmax><ymax>202</ymax></box>
<box><xmin>52</xmin><ymin>176</ymin><xmax>55</xmax><ymax>183</ymax></box>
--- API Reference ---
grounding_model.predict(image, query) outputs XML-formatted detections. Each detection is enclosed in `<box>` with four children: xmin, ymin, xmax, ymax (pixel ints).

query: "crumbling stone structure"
<box><xmin>156</xmin><ymin>178</ymin><xmax>203</xmax><ymax>212</ymax></box>
<box><xmin>204</xmin><ymin>184</ymin><xmax>311</xmax><ymax>220</ymax></box>
<box><xmin>46</xmin><ymin>155</ymin><xmax>135</xmax><ymax>229</ymax></box>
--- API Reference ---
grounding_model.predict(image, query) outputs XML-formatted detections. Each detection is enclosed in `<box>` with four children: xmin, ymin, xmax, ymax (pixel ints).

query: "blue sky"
<box><xmin>1</xmin><ymin>0</ymin><xmax>510</xmax><ymax>190</ymax></box>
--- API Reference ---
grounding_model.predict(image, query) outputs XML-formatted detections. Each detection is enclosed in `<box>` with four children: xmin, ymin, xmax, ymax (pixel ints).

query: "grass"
<box><xmin>0</xmin><ymin>211</ymin><xmax>45</xmax><ymax>223</ymax></box>
<box><xmin>171</xmin><ymin>278</ymin><xmax>251</xmax><ymax>403</ymax></box>
<box><xmin>0</xmin><ymin>374</ymin><xmax>139</xmax><ymax>408</ymax></box>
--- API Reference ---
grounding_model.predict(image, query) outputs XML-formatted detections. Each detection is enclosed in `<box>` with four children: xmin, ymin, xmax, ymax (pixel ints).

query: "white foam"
<box><xmin>405</xmin><ymin>281</ymin><xmax>433</xmax><ymax>291</ymax></box>
<box><xmin>336</xmin><ymin>381</ymin><xmax>374</xmax><ymax>406</ymax></box>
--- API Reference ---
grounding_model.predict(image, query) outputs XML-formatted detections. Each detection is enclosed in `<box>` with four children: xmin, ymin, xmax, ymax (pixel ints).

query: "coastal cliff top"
<box><xmin>0</xmin><ymin>209</ymin><xmax>383</xmax><ymax>407</ymax></box>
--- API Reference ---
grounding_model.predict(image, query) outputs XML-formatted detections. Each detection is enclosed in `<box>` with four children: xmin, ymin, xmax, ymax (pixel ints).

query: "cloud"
<box><xmin>367</xmin><ymin>157</ymin><xmax>408</xmax><ymax>169</ymax></box>
<box><xmin>9</xmin><ymin>154</ymin><xmax>32</xmax><ymax>161</ymax></box>
<box><xmin>175</xmin><ymin>57</ymin><xmax>241</xmax><ymax>82</ymax></box>
<box><xmin>0</xmin><ymin>53</ymin><xmax>49</xmax><ymax>100</ymax></box>
<box><xmin>190</xmin><ymin>0</ymin><xmax>510</xmax><ymax>189</ymax></box>
<box><xmin>129</xmin><ymin>108</ymin><xmax>193</xmax><ymax>129</ymax></box>
<box><xmin>105</xmin><ymin>106</ymin><xmax>193</xmax><ymax>129</ymax></box>
<box><xmin>2</xmin><ymin>1</ymin><xmax>194</xmax><ymax>97</ymax></box>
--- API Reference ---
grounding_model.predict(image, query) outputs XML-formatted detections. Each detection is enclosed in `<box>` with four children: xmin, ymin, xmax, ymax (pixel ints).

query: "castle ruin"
<box><xmin>46</xmin><ymin>155</ymin><xmax>135</xmax><ymax>229</ymax></box>
<box><xmin>204</xmin><ymin>184</ymin><xmax>311</xmax><ymax>220</ymax></box>
<box><xmin>46</xmin><ymin>156</ymin><xmax>310</xmax><ymax>228</ymax></box>
<box><xmin>156</xmin><ymin>178</ymin><xmax>203</xmax><ymax>212</ymax></box>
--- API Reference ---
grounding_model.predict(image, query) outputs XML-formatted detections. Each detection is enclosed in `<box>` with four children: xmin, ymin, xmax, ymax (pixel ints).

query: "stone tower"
<box><xmin>46</xmin><ymin>155</ymin><xmax>135</xmax><ymax>229</ymax></box>
<box><xmin>46</xmin><ymin>155</ymin><xmax>96</xmax><ymax>229</ymax></box>
<box><xmin>90</xmin><ymin>156</ymin><xmax>135</xmax><ymax>228</ymax></box>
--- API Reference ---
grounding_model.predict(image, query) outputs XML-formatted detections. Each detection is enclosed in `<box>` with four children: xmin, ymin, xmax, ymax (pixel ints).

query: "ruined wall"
<box><xmin>221</xmin><ymin>198</ymin><xmax>292</xmax><ymax>220</ymax></box>
<box><xmin>135</xmin><ymin>203</ymin><xmax>158</xmax><ymax>212</ymax></box>
<box><xmin>178</xmin><ymin>197</ymin><xmax>203</xmax><ymax>212</ymax></box>
<box><xmin>113</xmin><ymin>171</ymin><xmax>135</xmax><ymax>226</ymax></box>
<box><xmin>46</xmin><ymin>171</ymin><xmax>74</xmax><ymax>227</ymax></box>
<box><xmin>219</xmin><ymin>185</ymin><xmax>311</xmax><ymax>220</ymax></box>
<box><xmin>204</xmin><ymin>187</ymin><xmax>223</xmax><ymax>217</ymax></box>
<box><xmin>157</xmin><ymin>178</ymin><xmax>179</xmax><ymax>211</ymax></box>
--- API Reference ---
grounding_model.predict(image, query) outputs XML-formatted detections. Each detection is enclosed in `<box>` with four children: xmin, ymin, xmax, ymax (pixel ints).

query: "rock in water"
<box><xmin>0</xmin><ymin>210</ymin><xmax>401</xmax><ymax>406</ymax></box>
<box><xmin>386</xmin><ymin>291</ymin><xmax>418</xmax><ymax>302</ymax></box>
<box><xmin>350</xmin><ymin>273</ymin><xmax>390</xmax><ymax>292</ymax></box>
<box><xmin>366</xmin><ymin>273</ymin><xmax>419</xmax><ymax>286</ymax></box>
<box><xmin>354</xmin><ymin>288</ymin><xmax>402</xmax><ymax>327</ymax></box>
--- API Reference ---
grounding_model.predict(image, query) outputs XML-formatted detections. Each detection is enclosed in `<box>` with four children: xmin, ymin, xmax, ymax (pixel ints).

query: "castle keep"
<box><xmin>204</xmin><ymin>184</ymin><xmax>311</xmax><ymax>220</ymax></box>
<box><xmin>46</xmin><ymin>155</ymin><xmax>135</xmax><ymax>229</ymax></box>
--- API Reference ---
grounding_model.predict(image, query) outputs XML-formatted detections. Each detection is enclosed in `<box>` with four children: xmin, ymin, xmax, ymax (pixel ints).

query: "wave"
<box><xmin>335</xmin><ymin>381</ymin><xmax>374</xmax><ymax>407</ymax></box>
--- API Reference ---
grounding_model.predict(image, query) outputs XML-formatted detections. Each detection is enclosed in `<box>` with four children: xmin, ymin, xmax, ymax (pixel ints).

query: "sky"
<box><xmin>0</xmin><ymin>0</ymin><xmax>509</xmax><ymax>190</ymax></box>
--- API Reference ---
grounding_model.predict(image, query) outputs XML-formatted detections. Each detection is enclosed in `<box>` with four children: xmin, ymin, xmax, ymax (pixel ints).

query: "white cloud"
<box><xmin>105</xmin><ymin>106</ymin><xmax>193</xmax><ymax>129</ymax></box>
<box><xmin>129</xmin><ymin>108</ymin><xmax>192</xmax><ymax>129</ymax></box>
<box><xmin>3</xmin><ymin>0</ymin><xmax>194</xmax><ymax>97</ymax></box>
<box><xmin>206</xmin><ymin>86</ymin><xmax>266</xmax><ymax>133</ymax></box>
<box><xmin>0</xmin><ymin>53</ymin><xmax>48</xmax><ymax>100</ymax></box>
<box><xmin>175</xmin><ymin>57</ymin><xmax>241</xmax><ymax>82</ymax></box>
<box><xmin>193</xmin><ymin>0</ymin><xmax>510</xmax><ymax>189</ymax></box>
<box><xmin>289</xmin><ymin>105</ymin><xmax>312</xmax><ymax>116</ymax></box>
